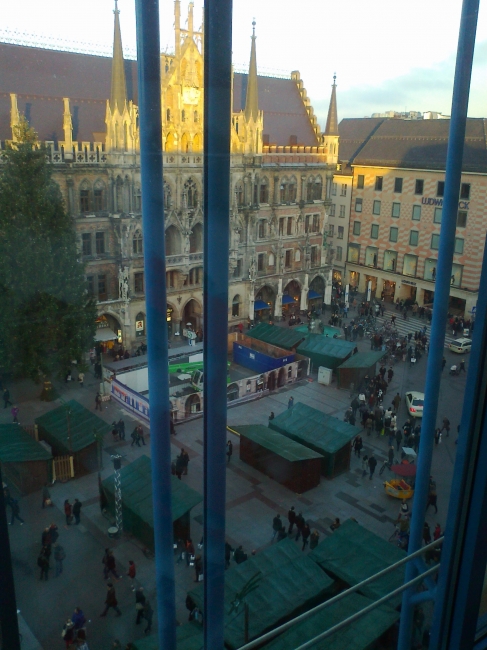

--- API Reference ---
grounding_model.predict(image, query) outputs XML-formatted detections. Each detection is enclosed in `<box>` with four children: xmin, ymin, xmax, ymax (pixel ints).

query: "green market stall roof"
<box><xmin>337</xmin><ymin>350</ymin><xmax>387</xmax><ymax>369</ymax></box>
<box><xmin>188</xmin><ymin>538</ymin><xmax>335</xmax><ymax>649</ymax></box>
<box><xmin>297</xmin><ymin>334</ymin><xmax>356</xmax><ymax>369</ymax></box>
<box><xmin>231</xmin><ymin>425</ymin><xmax>323</xmax><ymax>462</ymax></box>
<box><xmin>269</xmin><ymin>402</ymin><xmax>360</xmax><ymax>455</ymax></box>
<box><xmin>102</xmin><ymin>455</ymin><xmax>202</xmax><ymax>526</ymax></box>
<box><xmin>35</xmin><ymin>400</ymin><xmax>111</xmax><ymax>453</ymax></box>
<box><xmin>262</xmin><ymin>591</ymin><xmax>399</xmax><ymax>650</ymax></box>
<box><xmin>247</xmin><ymin>323</ymin><xmax>306</xmax><ymax>350</ymax></box>
<box><xmin>309</xmin><ymin>519</ymin><xmax>406</xmax><ymax>604</ymax></box>
<box><xmin>0</xmin><ymin>425</ymin><xmax>52</xmax><ymax>462</ymax></box>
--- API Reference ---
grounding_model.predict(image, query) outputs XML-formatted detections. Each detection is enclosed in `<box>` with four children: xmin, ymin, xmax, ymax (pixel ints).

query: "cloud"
<box><xmin>313</xmin><ymin>39</ymin><xmax>487</xmax><ymax>122</ymax></box>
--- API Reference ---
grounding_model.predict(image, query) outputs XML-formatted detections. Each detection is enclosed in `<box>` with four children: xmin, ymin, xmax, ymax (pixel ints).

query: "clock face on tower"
<box><xmin>182</xmin><ymin>86</ymin><xmax>200</xmax><ymax>105</ymax></box>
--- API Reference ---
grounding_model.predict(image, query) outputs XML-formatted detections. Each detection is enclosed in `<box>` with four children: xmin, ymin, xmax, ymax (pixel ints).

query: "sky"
<box><xmin>1</xmin><ymin>0</ymin><xmax>487</xmax><ymax>129</ymax></box>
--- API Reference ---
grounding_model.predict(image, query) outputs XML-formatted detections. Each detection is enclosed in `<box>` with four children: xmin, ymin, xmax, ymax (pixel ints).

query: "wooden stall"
<box><xmin>0</xmin><ymin>425</ymin><xmax>52</xmax><ymax>494</ymax></box>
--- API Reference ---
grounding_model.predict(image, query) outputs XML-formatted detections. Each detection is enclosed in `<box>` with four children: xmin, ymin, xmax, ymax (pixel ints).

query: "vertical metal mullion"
<box><xmin>397</xmin><ymin>1</ymin><xmax>480</xmax><ymax>648</ymax></box>
<box><xmin>135</xmin><ymin>1</ymin><xmax>176</xmax><ymax>648</ymax></box>
<box><xmin>203</xmin><ymin>0</ymin><xmax>233</xmax><ymax>648</ymax></box>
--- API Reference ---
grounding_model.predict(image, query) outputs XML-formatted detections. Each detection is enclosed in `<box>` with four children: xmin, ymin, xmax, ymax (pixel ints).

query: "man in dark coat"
<box><xmin>287</xmin><ymin>506</ymin><xmax>296</xmax><ymax>534</ymax></box>
<box><xmin>368</xmin><ymin>454</ymin><xmax>377</xmax><ymax>480</ymax></box>
<box><xmin>271</xmin><ymin>514</ymin><xmax>283</xmax><ymax>542</ymax></box>
<box><xmin>100</xmin><ymin>583</ymin><xmax>122</xmax><ymax>617</ymax></box>
<box><xmin>294</xmin><ymin>512</ymin><xmax>305</xmax><ymax>541</ymax></box>
<box><xmin>135</xmin><ymin>588</ymin><xmax>146</xmax><ymax>625</ymax></box>
<box><xmin>72</xmin><ymin>499</ymin><xmax>82</xmax><ymax>525</ymax></box>
<box><xmin>301</xmin><ymin>523</ymin><xmax>311</xmax><ymax>551</ymax></box>
<box><xmin>226</xmin><ymin>440</ymin><xmax>233</xmax><ymax>463</ymax></box>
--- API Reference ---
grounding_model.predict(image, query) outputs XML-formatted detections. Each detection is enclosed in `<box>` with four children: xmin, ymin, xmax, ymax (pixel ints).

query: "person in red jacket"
<box><xmin>64</xmin><ymin>499</ymin><xmax>72</xmax><ymax>525</ymax></box>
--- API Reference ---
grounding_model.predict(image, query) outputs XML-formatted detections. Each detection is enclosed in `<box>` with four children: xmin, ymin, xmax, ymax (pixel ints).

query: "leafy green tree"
<box><xmin>0</xmin><ymin>118</ymin><xmax>97</xmax><ymax>380</ymax></box>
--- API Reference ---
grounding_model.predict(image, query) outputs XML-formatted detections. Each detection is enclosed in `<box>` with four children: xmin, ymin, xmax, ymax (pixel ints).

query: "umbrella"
<box><xmin>391</xmin><ymin>463</ymin><xmax>417</xmax><ymax>477</ymax></box>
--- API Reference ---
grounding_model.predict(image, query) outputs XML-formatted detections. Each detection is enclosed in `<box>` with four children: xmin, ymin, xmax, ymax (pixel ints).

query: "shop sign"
<box><xmin>421</xmin><ymin>197</ymin><xmax>469</xmax><ymax>209</ymax></box>
<box><xmin>402</xmin><ymin>280</ymin><xmax>417</xmax><ymax>286</ymax></box>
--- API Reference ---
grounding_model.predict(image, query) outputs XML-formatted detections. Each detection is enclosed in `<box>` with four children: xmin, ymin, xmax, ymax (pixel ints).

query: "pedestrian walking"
<box><xmin>353</xmin><ymin>435</ymin><xmax>364</xmax><ymax>458</ymax></box>
<box><xmin>41</xmin><ymin>484</ymin><xmax>51</xmax><ymax>509</ymax></box>
<box><xmin>135</xmin><ymin>587</ymin><xmax>146</xmax><ymax>625</ymax></box>
<box><xmin>185</xmin><ymin>539</ymin><xmax>195</xmax><ymax>567</ymax></box>
<box><xmin>423</xmin><ymin>522</ymin><xmax>432</xmax><ymax>545</ymax></box>
<box><xmin>78</xmin><ymin>372</ymin><xmax>85</xmax><ymax>387</ymax></box>
<box><xmin>368</xmin><ymin>454</ymin><xmax>377</xmax><ymax>480</ymax></box>
<box><xmin>287</xmin><ymin>506</ymin><xmax>296</xmax><ymax>534</ymax></box>
<box><xmin>288</xmin><ymin>396</ymin><xmax>294</xmax><ymax>409</ymax></box>
<box><xmin>127</xmin><ymin>560</ymin><xmax>136</xmax><ymax>589</ymax></box>
<box><xmin>175</xmin><ymin>454</ymin><xmax>184</xmax><ymax>480</ymax></box>
<box><xmin>226</xmin><ymin>440</ymin><xmax>233</xmax><ymax>463</ymax></box>
<box><xmin>143</xmin><ymin>598</ymin><xmax>154</xmax><ymax>634</ymax></box>
<box><xmin>72</xmin><ymin>499</ymin><xmax>82</xmax><ymax>525</ymax></box>
<box><xmin>194</xmin><ymin>555</ymin><xmax>203</xmax><ymax>582</ymax></box>
<box><xmin>9</xmin><ymin>499</ymin><xmax>24</xmax><ymax>525</ymax></box>
<box><xmin>392</xmin><ymin>393</ymin><xmax>401</xmax><ymax>413</ymax></box>
<box><xmin>95</xmin><ymin>392</ymin><xmax>102</xmax><ymax>411</ymax></box>
<box><xmin>3</xmin><ymin>388</ymin><xmax>12</xmax><ymax>408</ymax></box>
<box><xmin>440</xmin><ymin>417</ymin><xmax>451</xmax><ymax>437</ymax></box>
<box><xmin>434</xmin><ymin>429</ymin><xmax>442</xmax><ymax>446</ymax></box>
<box><xmin>54</xmin><ymin>543</ymin><xmax>66</xmax><ymax>577</ymax></box>
<box><xmin>102</xmin><ymin>549</ymin><xmax>120</xmax><ymax>580</ymax></box>
<box><xmin>301</xmin><ymin>522</ymin><xmax>311</xmax><ymax>551</ymax></box>
<box><xmin>181</xmin><ymin>448</ymin><xmax>189</xmax><ymax>474</ymax></box>
<box><xmin>426</xmin><ymin>486</ymin><xmax>438</xmax><ymax>514</ymax></box>
<box><xmin>137</xmin><ymin>425</ymin><xmax>146</xmax><ymax>446</ymax></box>
<box><xmin>100</xmin><ymin>583</ymin><xmax>122</xmax><ymax>617</ymax></box>
<box><xmin>11</xmin><ymin>405</ymin><xmax>19</xmax><ymax>423</ymax></box>
<box><xmin>131</xmin><ymin>427</ymin><xmax>141</xmax><ymax>447</ymax></box>
<box><xmin>61</xmin><ymin>619</ymin><xmax>75</xmax><ymax>647</ymax></box>
<box><xmin>459</xmin><ymin>359</ymin><xmax>466</xmax><ymax>373</ymax></box>
<box><xmin>38</xmin><ymin>548</ymin><xmax>50</xmax><ymax>580</ymax></box>
<box><xmin>72</xmin><ymin>607</ymin><xmax>86</xmax><ymax>633</ymax></box>
<box><xmin>361</xmin><ymin>455</ymin><xmax>369</xmax><ymax>478</ymax></box>
<box><xmin>64</xmin><ymin>499</ymin><xmax>73</xmax><ymax>525</ymax></box>
<box><xmin>395</xmin><ymin>428</ymin><xmax>403</xmax><ymax>452</ymax></box>
<box><xmin>433</xmin><ymin>524</ymin><xmax>442</xmax><ymax>541</ymax></box>
<box><xmin>272</xmin><ymin>514</ymin><xmax>283</xmax><ymax>542</ymax></box>
<box><xmin>309</xmin><ymin>529</ymin><xmax>320</xmax><ymax>550</ymax></box>
<box><xmin>295</xmin><ymin>512</ymin><xmax>305</xmax><ymax>541</ymax></box>
<box><xmin>388</xmin><ymin>446</ymin><xmax>395</xmax><ymax>465</ymax></box>
<box><xmin>117</xmin><ymin>418</ymin><xmax>125</xmax><ymax>440</ymax></box>
<box><xmin>387</xmin><ymin>367</ymin><xmax>394</xmax><ymax>383</ymax></box>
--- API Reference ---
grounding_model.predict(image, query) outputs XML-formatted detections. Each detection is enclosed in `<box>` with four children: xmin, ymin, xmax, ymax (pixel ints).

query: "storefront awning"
<box><xmin>282</xmin><ymin>295</ymin><xmax>295</xmax><ymax>305</ymax></box>
<box><xmin>94</xmin><ymin>328</ymin><xmax>118</xmax><ymax>342</ymax></box>
<box><xmin>308</xmin><ymin>290</ymin><xmax>322</xmax><ymax>300</ymax></box>
<box><xmin>254</xmin><ymin>300</ymin><xmax>270</xmax><ymax>311</ymax></box>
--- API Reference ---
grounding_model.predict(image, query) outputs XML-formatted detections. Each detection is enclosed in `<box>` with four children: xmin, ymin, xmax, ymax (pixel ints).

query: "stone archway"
<box><xmin>185</xmin><ymin>393</ymin><xmax>201</xmax><ymax>416</ymax></box>
<box><xmin>255</xmin><ymin>285</ymin><xmax>276</xmax><ymax>322</ymax></box>
<box><xmin>183</xmin><ymin>299</ymin><xmax>202</xmax><ymax>330</ymax></box>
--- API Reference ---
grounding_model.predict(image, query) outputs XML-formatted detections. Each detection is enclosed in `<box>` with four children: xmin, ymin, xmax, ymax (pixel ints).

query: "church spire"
<box><xmin>244</xmin><ymin>21</ymin><xmax>259</xmax><ymax>122</ymax></box>
<box><xmin>110</xmin><ymin>0</ymin><xmax>127</xmax><ymax>113</ymax></box>
<box><xmin>324</xmin><ymin>73</ymin><xmax>338</xmax><ymax>136</ymax></box>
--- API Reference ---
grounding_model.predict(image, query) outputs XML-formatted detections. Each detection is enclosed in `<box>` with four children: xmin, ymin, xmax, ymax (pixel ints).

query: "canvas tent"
<box><xmin>309</xmin><ymin>519</ymin><xmax>406</xmax><ymax>606</ymax></box>
<box><xmin>187</xmin><ymin>538</ymin><xmax>335</xmax><ymax>649</ymax></box>
<box><xmin>297</xmin><ymin>334</ymin><xmax>355</xmax><ymax>370</ymax></box>
<box><xmin>102</xmin><ymin>455</ymin><xmax>202</xmax><ymax>548</ymax></box>
<box><xmin>269</xmin><ymin>402</ymin><xmax>360</xmax><ymax>478</ymax></box>
<box><xmin>232</xmin><ymin>424</ymin><xmax>323</xmax><ymax>492</ymax></box>
<box><xmin>247</xmin><ymin>323</ymin><xmax>306</xmax><ymax>350</ymax></box>
<box><xmin>35</xmin><ymin>400</ymin><xmax>111</xmax><ymax>475</ymax></box>
<box><xmin>336</xmin><ymin>350</ymin><xmax>387</xmax><ymax>390</ymax></box>
<box><xmin>262</xmin><ymin>591</ymin><xmax>399</xmax><ymax>650</ymax></box>
<box><xmin>0</xmin><ymin>425</ymin><xmax>52</xmax><ymax>494</ymax></box>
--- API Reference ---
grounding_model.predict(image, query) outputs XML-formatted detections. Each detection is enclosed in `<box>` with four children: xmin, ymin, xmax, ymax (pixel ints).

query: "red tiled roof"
<box><xmin>0</xmin><ymin>42</ymin><xmax>318</xmax><ymax>147</ymax></box>
<box><xmin>233</xmin><ymin>73</ymin><xmax>319</xmax><ymax>147</ymax></box>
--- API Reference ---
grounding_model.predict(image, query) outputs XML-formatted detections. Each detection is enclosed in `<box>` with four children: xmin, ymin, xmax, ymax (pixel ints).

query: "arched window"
<box><xmin>165</xmin><ymin>225</ymin><xmax>182</xmax><ymax>256</ymax></box>
<box><xmin>133</xmin><ymin>184</ymin><xmax>142</xmax><ymax>212</ymax></box>
<box><xmin>288</xmin><ymin>176</ymin><xmax>297</xmax><ymax>203</ymax></box>
<box><xmin>182</xmin><ymin>109</ymin><xmax>186</xmax><ymax>122</ymax></box>
<box><xmin>189</xmin><ymin>223</ymin><xmax>203</xmax><ymax>253</ymax></box>
<box><xmin>308</xmin><ymin>175</ymin><xmax>322</xmax><ymax>201</ymax></box>
<box><xmin>93</xmin><ymin>179</ymin><xmax>105</xmax><ymax>212</ymax></box>
<box><xmin>164</xmin><ymin>182</ymin><xmax>171</xmax><ymax>209</ymax></box>
<box><xmin>184</xmin><ymin>178</ymin><xmax>198</xmax><ymax>208</ymax></box>
<box><xmin>165</xmin><ymin>133</ymin><xmax>175</xmax><ymax>152</ymax></box>
<box><xmin>260</xmin><ymin>177</ymin><xmax>269</xmax><ymax>204</ymax></box>
<box><xmin>135</xmin><ymin>312</ymin><xmax>145</xmax><ymax>337</ymax></box>
<box><xmin>181</xmin><ymin>133</ymin><xmax>188</xmax><ymax>153</ymax></box>
<box><xmin>280</xmin><ymin>177</ymin><xmax>288</xmax><ymax>204</ymax></box>
<box><xmin>314</xmin><ymin>175</ymin><xmax>323</xmax><ymax>200</ymax></box>
<box><xmin>192</xmin><ymin>133</ymin><xmax>201</xmax><ymax>153</ymax></box>
<box><xmin>133</xmin><ymin>230</ymin><xmax>143</xmax><ymax>254</ymax></box>
<box><xmin>235</xmin><ymin>183</ymin><xmax>244</xmax><ymax>206</ymax></box>
<box><xmin>79</xmin><ymin>180</ymin><xmax>91</xmax><ymax>213</ymax></box>
<box><xmin>257</xmin><ymin>220</ymin><xmax>266</xmax><ymax>239</ymax></box>
<box><xmin>189</xmin><ymin>267</ymin><xmax>203</xmax><ymax>285</ymax></box>
<box><xmin>232</xmin><ymin>294</ymin><xmax>241</xmax><ymax>317</ymax></box>
<box><xmin>166</xmin><ymin>108</ymin><xmax>171</xmax><ymax>122</ymax></box>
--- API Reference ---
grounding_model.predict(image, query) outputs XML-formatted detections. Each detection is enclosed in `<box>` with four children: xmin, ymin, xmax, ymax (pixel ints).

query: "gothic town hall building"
<box><xmin>0</xmin><ymin>1</ymin><xmax>339</xmax><ymax>349</ymax></box>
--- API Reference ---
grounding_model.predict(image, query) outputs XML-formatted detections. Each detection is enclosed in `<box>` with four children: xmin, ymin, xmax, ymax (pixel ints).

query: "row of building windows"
<box><xmin>166</xmin><ymin>109</ymin><xmax>199</xmax><ymax>123</ymax></box>
<box><xmin>236</xmin><ymin>176</ymin><xmax>323</xmax><ymax>207</ymax></box>
<box><xmin>352</xmin><ymin>221</ymin><xmax>465</xmax><ymax>253</ymax></box>
<box><xmin>355</xmin><ymin>199</ymin><xmax>468</xmax><ymax>227</ymax></box>
<box><xmin>328</xmin><ymin>204</ymin><xmax>346</xmax><ymax>218</ymax></box>
<box><xmin>331</xmin><ymin>182</ymin><xmax>349</xmax><ymax>197</ymax></box>
<box><xmin>357</xmin><ymin>174</ymin><xmax>471</xmax><ymax>199</ymax></box>
<box><xmin>328</xmin><ymin>225</ymin><xmax>345</xmax><ymax>239</ymax></box>
<box><xmin>347</xmin><ymin>245</ymin><xmax>463</xmax><ymax>285</ymax></box>
<box><xmin>256</xmin><ymin>247</ymin><xmax>321</xmax><ymax>272</ymax></box>
<box><xmin>256</xmin><ymin>215</ymin><xmax>321</xmax><ymax>239</ymax></box>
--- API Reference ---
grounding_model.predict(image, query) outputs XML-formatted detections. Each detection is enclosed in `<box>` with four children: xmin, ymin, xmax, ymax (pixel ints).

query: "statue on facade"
<box><xmin>119</xmin><ymin>265</ymin><xmax>129</xmax><ymax>301</ymax></box>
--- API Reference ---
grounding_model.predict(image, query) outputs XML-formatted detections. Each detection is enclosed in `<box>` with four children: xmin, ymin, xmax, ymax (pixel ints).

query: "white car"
<box><xmin>449</xmin><ymin>338</ymin><xmax>472</xmax><ymax>354</ymax></box>
<box><xmin>405</xmin><ymin>391</ymin><xmax>424</xmax><ymax>418</ymax></box>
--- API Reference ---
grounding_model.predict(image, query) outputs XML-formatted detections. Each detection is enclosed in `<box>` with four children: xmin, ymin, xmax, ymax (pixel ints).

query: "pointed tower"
<box><xmin>110</xmin><ymin>0</ymin><xmax>127</xmax><ymax>113</ymax></box>
<box><xmin>105</xmin><ymin>0</ymin><xmax>137</xmax><ymax>153</ymax></box>
<box><xmin>243</xmin><ymin>21</ymin><xmax>263</xmax><ymax>154</ymax></box>
<box><xmin>322</xmin><ymin>74</ymin><xmax>339</xmax><ymax>164</ymax></box>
